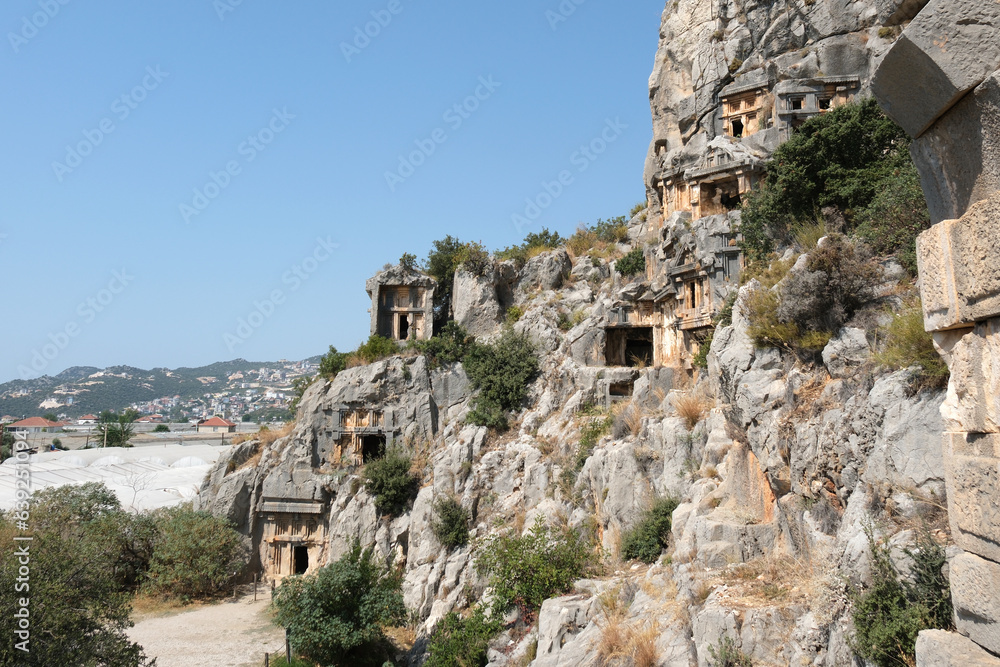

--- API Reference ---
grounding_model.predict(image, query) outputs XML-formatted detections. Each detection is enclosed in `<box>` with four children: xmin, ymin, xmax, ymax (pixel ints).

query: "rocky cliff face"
<box><xmin>643</xmin><ymin>0</ymin><xmax>925</xmax><ymax>219</ymax></box>
<box><xmin>194</xmin><ymin>2</ymin><xmax>960</xmax><ymax>665</ymax></box>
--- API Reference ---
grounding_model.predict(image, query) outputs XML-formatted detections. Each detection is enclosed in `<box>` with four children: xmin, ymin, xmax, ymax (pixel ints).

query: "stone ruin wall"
<box><xmin>872</xmin><ymin>0</ymin><xmax>1000</xmax><ymax>663</ymax></box>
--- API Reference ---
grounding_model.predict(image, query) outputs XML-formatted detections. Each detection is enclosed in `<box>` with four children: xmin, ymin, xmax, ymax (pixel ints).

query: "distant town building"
<box><xmin>8</xmin><ymin>417</ymin><xmax>66</xmax><ymax>433</ymax></box>
<box><xmin>77</xmin><ymin>415</ymin><xmax>98</xmax><ymax>425</ymax></box>
<box><xmin>196</xmin><ymin>416</ymin><xmax>236</xmax><ymax>434</ymax></box>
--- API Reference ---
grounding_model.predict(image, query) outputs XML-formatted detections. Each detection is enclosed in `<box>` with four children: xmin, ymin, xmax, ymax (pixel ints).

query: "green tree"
<box><xmin>739</xmin><ymin>98</ymin><xmax>922</xmax><ymax>262</ymax></box>
<box><xmin>425</xmin><ymin>607</ymin><xmax>502</xmax><ymax>667</ymax></box>
<box><xmin>463</xmin><ymin>327</ymin><xmax>539</xmax><ymax>430</ymax></box>
<box><xmin>412</xmin><ymin>321</ymin><xmax>475</xmax><ymax>366</ymax></box>
<box><xmin>272</xmin><ymin>542</ymin><xmax>405</xmax><ymax>667</ymax></box>
<box><xmin>616</xmin><ymin>247</ymin><xmax>646</xmax><ymax>277</ymax></box>
<box><xmin>399</xmin><ymin>252</ymin><xmax>418</xmax><ymax>271</ymax></box>
<box><xmin>0</xmin><ymin>484</ymin><xmax>153</xmax><ymax>666</ymax></box>
<box><xmin>475</xmin><ymin>517</ymin><xmax>590</xmax><ymax>618</ymax></box>
<box><xmin>851</xmin><ymin>527</ymin><xmax>952</xmax><ymax>666</ymax></box>
<box><xmin>144</xmin><ymin>505</ymin><xmax>248</xmax><ymax>601</ymax></box>
<box><xmin>363</xmin><ymin>448</ymin><xmax>418</xmax><ymax>515</ymax></box>
<box><xmin>430</xmin><ymin>496</ymin><xmax>470</xmax><ymax>549</ymax></box>
<box><xmin>94</xmin><ymin>409</ymin><xmax>139</xmax><ymax>447</ymax></box>
<box><xmin>355</xmin><ymin>334</ymin><xmax>398</xmax><ymax>362</ymax></box>
<box><xmin>319</xmin><ymin>345</ymin><xmax>349</xmax><ymax>377</ymax></box>
<box><xmin>42</xmin><ymin>412</ymin><xmax>58</xmax><ymax>422</ymax></box>
<box><xmin>1</xmin><ymin>429</ymin><xmax>14</xmax><ymax>460</ymax></box>
<box><xmin>424</xmin><ymin>235</ymin><xmax>468</xmax><ymax>324</ymax></box>
<box><xmin>620</xmin><ymin>496</ymin><xmax>679</xmax><ymax>563</ymax></box>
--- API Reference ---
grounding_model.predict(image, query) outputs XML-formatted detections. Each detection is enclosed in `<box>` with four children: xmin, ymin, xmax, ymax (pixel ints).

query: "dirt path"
<box><xmin>129</xmin><ymin>591</ymin><xmax>285</xmax><ymax>667</ymax></box>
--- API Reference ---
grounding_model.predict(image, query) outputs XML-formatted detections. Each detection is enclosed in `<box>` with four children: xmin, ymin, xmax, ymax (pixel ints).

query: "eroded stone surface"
<box><xmin>872</xmin><ymin>0</ymin><xmax>1000</xmax><ymax>138</ymax></box>
<box><xmin>911</xmin><ymin>72</ymin><xmax>1000</xmax><ymax>224</ymax></box>
<box><xmin>952</xmin><ymin>552</ymin><xmax>1000</xmax><ymax>655</ymax></box>
<box><xmin>916</xmin><ymin>630</ymin><xmax>1000</xmax><ymax>667</ymax></box>
<box><xmin>933</xmin><ymin>319</ymin><xmax>1000</xmax><ymax>433</ymax></box>
<box><xmin>918</xmin><ymin>194</ymin><xmax>1000</xmax><ymax>331</ymax></box>
<box><xmin>945</xmin><ymin>433</ymin><xmax>1000</xmax><ymax>563</ymax></box>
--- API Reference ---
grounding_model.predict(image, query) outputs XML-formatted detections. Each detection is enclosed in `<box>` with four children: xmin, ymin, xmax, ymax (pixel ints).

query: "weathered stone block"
<box><xmin>952</xmin><ymin>552</ymin><xmax>1000</xmax><ymax>655</ymax></box>
<box><xmin>912</xmin><ymin>72</ymin><xmax>1000</xmax><ymax>224</ymax></box>
<box><xmin>933</xmin><ymin>320</ymin><xmax>1000</xmax><ymax>433</ymax></box>
<box><xmin>945</xmin><ymin>433</ymin><xmax>1000</xmax><ymax>562</ymax></box>
<box><xmin>872</xmin><ymin>0</ymin><xmax>1000</xmax><ymax>138</ymax></box>
<box><xmin>918</xmin><ymin>194</ymin><xmax>1000</xmax><ymax>331</ymax></box>
<box><xmin>916</xmin><ymin>629</ymin><xmax>1000</xmax><ymax>667</ymax></box>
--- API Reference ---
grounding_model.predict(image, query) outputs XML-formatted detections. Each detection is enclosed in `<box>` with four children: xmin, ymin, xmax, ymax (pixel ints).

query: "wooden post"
<box><xmin>264</xmin><ymin>653</ymin><xmax>269</xmax><ymax>667</ymax></box>
<box><xmin>254</xmin><ymin>573</ymin><xmax>258</xmax><ymax>602</ymax></box>
<box><xmin>285</xmin><ymin>628</ymin><xmax>291</xmax><ymax>664</ymax></box>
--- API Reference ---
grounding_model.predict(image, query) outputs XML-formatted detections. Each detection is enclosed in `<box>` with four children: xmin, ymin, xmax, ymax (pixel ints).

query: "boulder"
<box><xmin>910</xmin><ymin>72</ymin><xmax>1000</xmax><ymax>224</ymax></box>
<box><xmin>951</xmin><ymin>552</ymin><xmax>1000</xmax><ymax>654</ymax></box>
<box><xmin>822</xmin><ymin>327</ymin><xmax>870</xmax><ymax>378</ymax></box>
<box><xmin>918</xmin><ymin>193</ymin><xmax>1000</xmax><ymax>331</ymax></box>
<box><xmin>944</xmin><ymin>433</ymin><xmax>1000</xmax><ymax>563</ymax></box>
<box><xmin>872</xmin><ymin>0</ymin><xmax>1000</xmax><ymax>138</ymax></box>
<box><xmin>916</xmin><ymin>630</ymin><xmax>1000</xmax><ymax>666</ymax></box>
<box><xmin>453</xmin><ymin>266</ymin><xmax>504</xmax><ymax>338</ymax></box>
<box><xmin>517</xmin><ymin>249</ymin><xmax>572</xmax><ymax>292</ymax></box>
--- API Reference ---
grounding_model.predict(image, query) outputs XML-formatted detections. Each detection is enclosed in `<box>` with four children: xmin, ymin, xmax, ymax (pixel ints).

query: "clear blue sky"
<box><xmin>0</xmin><ymin>0</ymin><xmax>665</xmax><ymax>383</ymax></box>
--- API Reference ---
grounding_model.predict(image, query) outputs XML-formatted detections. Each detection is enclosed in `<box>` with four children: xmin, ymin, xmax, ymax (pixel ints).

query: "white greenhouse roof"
<box><xmin>0</xmin><ymin>445</ymin><xmax>230</xmax><ymax>512</ymax></box>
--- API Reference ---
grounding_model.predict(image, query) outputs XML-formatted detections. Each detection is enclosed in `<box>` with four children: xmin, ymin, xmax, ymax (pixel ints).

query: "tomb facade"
<box><xmin>366</xmin><ymin>263</ymin><xmax>436</xmax><ymax>342</ymax></box>
<box><xmin>258</xmin><ymin>498</ymin><xmax>326</xmax><ymax>582</ymax></box>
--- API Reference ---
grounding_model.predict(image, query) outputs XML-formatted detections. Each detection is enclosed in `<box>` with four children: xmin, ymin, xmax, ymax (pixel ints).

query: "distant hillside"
<box><xmin>0</xmin><ymin>358</ymin><xmax>319</xmax><ymax>420</ymax></box>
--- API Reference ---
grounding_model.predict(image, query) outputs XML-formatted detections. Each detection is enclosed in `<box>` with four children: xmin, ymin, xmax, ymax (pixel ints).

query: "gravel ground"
<box><xmin>129</xmin><ymin>592</ymin><xmax>285</xmax><ymax>667</ymax></box>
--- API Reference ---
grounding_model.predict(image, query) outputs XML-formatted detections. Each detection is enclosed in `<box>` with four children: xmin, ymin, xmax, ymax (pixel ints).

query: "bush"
<box><xmin>0</xmin><ymin>487</ymin><xmax>155</xmax><ymax>666</ymax></box>
<box><xmin>692</xmin><ymin>334</ymin><xmax>712</xmax><ymax>369</ymax></box>
<box><xmin>576</xmin><ymin>416</ymin><xmax>613</xmax><ymax>470</ymax></box>
<box><xmin>496</xmin><ymin>228</ymin><xmax>564</xmax><ymax>266</ymax></box>
<box><xmin>413</xmin><ymin>321</ymin><xmax>475</xmax><ymax>367</ymax></box>
<box><xmin>779</xmin><ymin>234</ymin><xmax>881</xmax><ymax>334</ymax></box>
<box><xmin>745</xmin><ymin>289</ymin><xmax>800</xmax><ymax>349</ymax></box>
<box><xmin>630</xmin><ymin>201</ymin><xmax>647</xmax><ymax>217</ymax></box>
<box><xmin>876</xmin><ymin>303</ymin><xmax>949</xmax><ymax>389</ymax></box>
<box><xmin>425</xmin><ymin>607</ymin><xmax>502</xmax><ymax>667</ymax></box>
<box><xmin>464</xmin><ymin>327</ymin><xmax>539</xmax><ymax>430</ymax></box>
<box><xmin>620</xmin><ymin>496</ymin><xmax>679</xmax><ymax>563</ymax></box>
<box><xmin>506</xmin><ymin>305</ymin><xmax>524</xmax><ymax>324</ymax></box>
<box><xmin>739</xmin><ymin>98</ymin><xmax>921</xmax><ymax>262</ymax></box>
<box><xmin>615</xmin><ymin>248</ymin><xmax>646</xmax><ymax>277</ymax></box>
<box><xmin>708</xmin><ymin>636</ymin><xmax>753</xmax><ymax>666</ymax></box>
<box><xmin>851</xmin><ymin>527</ymin><xmax>952</xmax><ymax>667</ymax></box>
<box><xmin>272</xmin><ymin>542</ymin><xmax>405</xmax><ymax>667</ymax></box>
<box><xmin>566</xmin><ymin>217</ymin><xmax>629</xmax><ymax>256</ymax></box>
<box><xmin>399</xmin><ymin>252</ymin><xmax>418</xmax><ymax>271</ymax></box>
<box><xmin>854</xmin><ymin>158</ymin><xmax>930</xmax><ymax>274</ymax></box>
<box><xmin>355</xmin><ymin>334</ymin><xmax>399</xmax><ymax>363</ymax></box>
<box><xmin>144</xmin><ymin>505</ymin><xmax>248</xmax><ymax>601</ymax></box>
<box><xmin>455</xmin><ymin>241</ymin><xmax>492</xmax><ymax>276</ymax></box>
<box><xmin>152</xmin><ymin>424</ymin><xmax>170</xmax><ymax>433</ymax></box>
<box><xmin>745</xmin><ymin>236</ymin><xmax>880</xmax><ymax>353</ymax></box>
<box><xmin>425</xmin><ymin>235</ymin><xmax>469</xmax><ymax>321</ymax></box>
<box><xmin>319</xmin><ymin>345</ymin><xmax>349</xmax><ymax>377</ymax></box>
<box><xmin>363</xmin><ymin>447</ymin><xmax>418</xmax><ymax>515</ymax></box>
<box><xmin>475</xmin><ymin>516</ymin><xmax>590</xmax><ymax>617</ymax></box>
<box><xmin>431</xmin><ymin>496</ymin><xmax>470</xmax><ymax>549</ymax></box>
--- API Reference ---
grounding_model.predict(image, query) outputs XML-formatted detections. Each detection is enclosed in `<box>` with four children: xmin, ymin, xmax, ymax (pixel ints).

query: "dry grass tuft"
<box><xmin>671</xmin><ymin>391</ymin><xmax>713</xmax><ymax>430</ymax></box>
<box><xmin>237</xmin><ymin>446</ymin><xmax>263</xmax><ymax>472</ymax></box>
<box><xmin>258</xmin><ymin>422</ymin><xmax>294</xmax><ymax>448</ymax></box>
<box><xmin>611</xmin><ymin>401</ymin><xmax>644</xmax><ymax>438</ymax></box>
<box><xmin>711</xmin><ymin>554</ymin><xmax>833</xmax><ymax>610</ymax></box>
<box><xmin>596</xmin><ymin>588</ymin><xmax>660</xmax><ymax>667</ymax></box>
